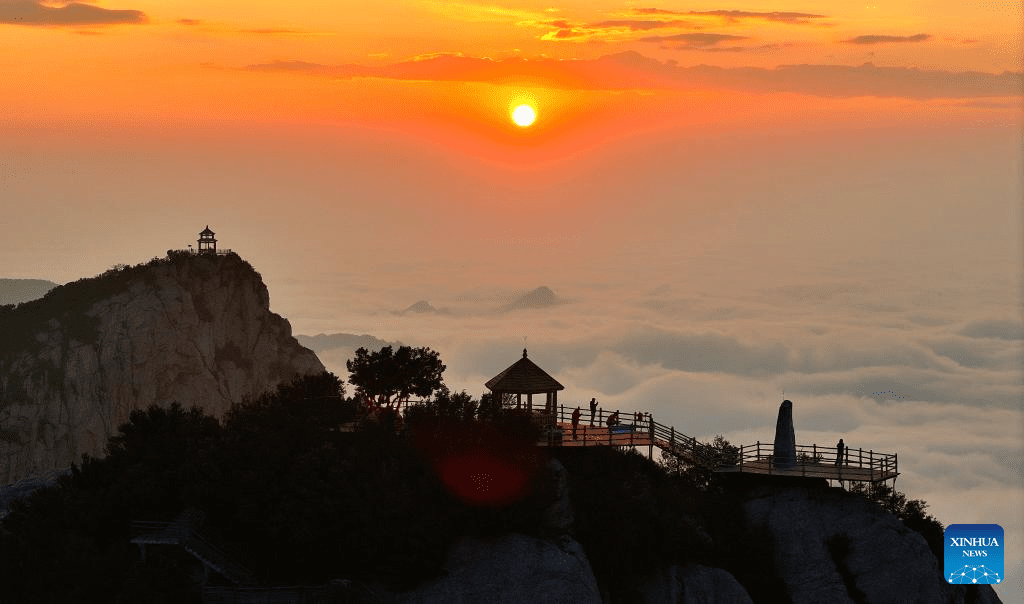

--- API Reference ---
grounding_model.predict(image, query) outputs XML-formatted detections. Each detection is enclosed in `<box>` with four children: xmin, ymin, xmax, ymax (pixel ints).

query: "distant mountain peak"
<box><xmin>0</xmin><ymin>278</ymin><xmax>59</xmax><ymax>306</ymax></box>
<box><xmin>295</xmin><ymin>332</ymin><xmax>401</xmax><ymax>353</ymax></box>
<box><xmin>500</xmin><ymin>286</ymin><xmax>565</xmax><ymax>312</ymax></box>
<box><xmin>394</xmin><ymin>300</ymin><xmax>452</xmax><ymax>316</ymax></box>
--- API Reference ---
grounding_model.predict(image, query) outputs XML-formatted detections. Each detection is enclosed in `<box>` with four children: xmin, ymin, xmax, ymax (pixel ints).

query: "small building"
<box><xmin>485</xmin><ymin>349</ymin><xmax>564</xmax><ymax>419</ymax></box>
<box><xmin>198</xmin><ymin>226</ymin><xmax>217</xmax><ymax>253</ymax></box>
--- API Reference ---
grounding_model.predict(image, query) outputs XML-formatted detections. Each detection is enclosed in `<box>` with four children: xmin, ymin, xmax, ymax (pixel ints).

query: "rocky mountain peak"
<box><xmin>0</xmin><ymin>251</ymin><xmax>324</xmax><ymax>484</ymax></box>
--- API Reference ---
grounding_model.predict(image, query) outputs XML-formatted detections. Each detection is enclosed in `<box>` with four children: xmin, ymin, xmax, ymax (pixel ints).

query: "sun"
<box><xmin>512</xmin><ymin>104</ymin><xmax>536</xmax><ymax>127</ymax></box>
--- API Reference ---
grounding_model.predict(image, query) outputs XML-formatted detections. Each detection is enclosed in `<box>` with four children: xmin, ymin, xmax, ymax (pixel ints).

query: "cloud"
<box><xmin>702</xmin><ymin>44</ymin><xmax>780</xmax><ymax>53</ymax></box>
<box><xmin>632</xmin><ymin>7</ymin><xmax>828</xmax><ymax>25</ymax></box>
<box><xmin>240</xmin><ymin>50</ymin><xmax>1023</xmax><ymax>99</ymax></box>
<box><xmin>638</xmin><ymin>32</ymin><xmax>775</xmax><ymax>53</ymax></box>
<box><xmin>241</xmin><ymin>28</ymin><xmax>327</xmax><ymax>36</ymax></box>
<box><xmin>243</xmin><ymin>60</ymin><xmax>372</xmax><ymax>79</ymax></box>
<box><xmin>639</xmin><ymin>32</ymin><xmax>748</xmax><ymax>47</ymax></box>
<box><xmin>295</xmin><ymin>268</ymin><xmax>1023</xmax><ymax>546</ymax></box>
<box><xmin>418</xmin><ymin>0</ymin><xmax>557</xmax><ymax>26</ymax></box>
<box><xmin>589</xmin><ymin>19</ymin><xmax>691</xmax><ymax>31</ymax></box>
<box><xmin>960</xmin><ymin>319</ymin><xmax>1024</xmax><ymax>341</ymax></box>
<box><xmin>176</xmin><ymin>18</ymin><xmax>200</xmax><ymax>26</ymax></box>
<box><xmin>0</xmin><ymin>0</ymin><xmax>146</xmax><ymax>26</ymax></box>
<box><xmin>611</xmin><ymin>325</ymin><xmax>790</xmax><ymax>377</ymax></box>
<box><xmin>843</xmin><ymin>33</ymin><xmax>931</xmax><ymax>45</ymax></box>
<box><xmin>525</xmin><ymin>13</ymin><xmax>707</xmax><ymax>42</ymax></box>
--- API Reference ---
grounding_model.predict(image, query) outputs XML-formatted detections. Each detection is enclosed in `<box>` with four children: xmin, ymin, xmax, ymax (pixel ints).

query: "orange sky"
<box><xmin>1</xmin><ymin>0</ymin><xmax>1020</xmax><ymax>286</ymax></box>
<box><xmin>2</xmin><ymin>2</ymin><xmax>1024</xmax><ymax>597</ymax></box>
<box><xmin>2</xmin><ymin>0</ymin><xmax>1021</xmax><ymax>146</ymax></box>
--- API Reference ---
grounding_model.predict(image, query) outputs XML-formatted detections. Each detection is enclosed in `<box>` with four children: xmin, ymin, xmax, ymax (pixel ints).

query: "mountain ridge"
<box><xmin>0</xmin><ymin>278</ymin><xmax>59</xmax><ymax>306</ymax></box>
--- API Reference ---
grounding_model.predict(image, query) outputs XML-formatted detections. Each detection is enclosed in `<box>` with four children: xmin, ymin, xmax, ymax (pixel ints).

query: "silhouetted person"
<box><xmin>607</xmin><ymin>410</ymin><xmax>620</xmax><ymax>428</ymax></box>
<box><xmin>571</xmin><ymin>406</ymin><xmax>581</xmax><ymax>440</ymax></box>
<box><xmin>589</xmin><ymin>398</ymin><xmax>597</xmax><ymax>426</ymax></box>
<box><xmin>835</xmin><ymin>438</ymin><xmax>845</xmax><ymax>467</ymax></box>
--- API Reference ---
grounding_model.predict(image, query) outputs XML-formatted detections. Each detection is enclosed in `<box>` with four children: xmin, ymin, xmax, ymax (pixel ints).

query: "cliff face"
<box><xmin>740</xmin><ymin>485</ymin><xmax>1002</xmax><ymax>604</ymax></box>
<box><xmin>0</xmin><ymin>252</ymin><xmax>324</xmax><ymax>484</ymax></box>
<box><xmin>367</xmin><ymin>465</ymin><xmax>1001</xmax><ymax>604</ymax></box>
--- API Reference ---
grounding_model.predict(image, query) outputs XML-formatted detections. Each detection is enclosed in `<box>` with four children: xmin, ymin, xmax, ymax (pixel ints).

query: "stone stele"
<box><xmin>773</xmin><ymin>399</ymin><xmax>797</xmax><ymax>469</ymax></box>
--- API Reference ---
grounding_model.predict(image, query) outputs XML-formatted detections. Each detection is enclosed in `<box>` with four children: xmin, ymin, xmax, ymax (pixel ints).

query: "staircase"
<box><xmin>131</xmin><ymin>507</ymin><xmax>257</xmax><ymax>587</ymax></box>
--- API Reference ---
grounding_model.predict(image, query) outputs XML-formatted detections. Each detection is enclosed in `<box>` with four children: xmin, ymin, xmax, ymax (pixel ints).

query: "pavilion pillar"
<box><xmin>527</xmin><ymin>393</ymin><xmax>533</xmax><ymax>413</ymax></box>
<box><xmin>516</xmin><ymin>393</ymin><xmax>522</xmax><ymax>410</ymax></box>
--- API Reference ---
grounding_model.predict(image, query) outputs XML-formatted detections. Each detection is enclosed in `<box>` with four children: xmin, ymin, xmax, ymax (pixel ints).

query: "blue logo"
<box><xmin>945</xmin><ymin>524</ymin><xmax>1003</xmax><ymax>584</ymax></box>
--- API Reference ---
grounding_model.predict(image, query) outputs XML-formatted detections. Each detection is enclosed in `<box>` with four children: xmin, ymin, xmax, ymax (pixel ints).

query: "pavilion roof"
<box><xmin>200</xmin><ymin>226</ymin><xmax>215</xmax><ymax>236</ymax></box>
<box><xmin>485</xmin><ymin>349</ymin><xmax>564</xmax><ymax>395</ymax></box>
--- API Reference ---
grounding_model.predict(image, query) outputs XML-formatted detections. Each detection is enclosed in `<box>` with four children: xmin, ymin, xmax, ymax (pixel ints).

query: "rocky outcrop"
<box><xmin>391</xmin><ymin>534</ymin><xmax>602</xmax><ymax>604</ymax></box>
<box><xmin>635</xmin><ymin>564</ymin><xmax>754</xmax><ymax>604</ymax></box>
<box><xmin>542</xmin><ymin>458</ymin><xmax>574</xmax><ymax>534</ymax></box>
<box><xmin>741</xmin><ymin>485</ymin><xmax>1000</xmax><ymax>604</ymax></box>
<box><xmin>0</xmin><ymin>252</ymin><xmax>324</xmax><ymax>484</ymax></box>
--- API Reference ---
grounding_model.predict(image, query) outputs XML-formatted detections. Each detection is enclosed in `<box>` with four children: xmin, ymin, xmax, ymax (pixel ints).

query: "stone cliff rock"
<box><xmin>373</xmin><ymin>474</ymin><xmax>1001</xmax><ymax>604</ymax></box>
<box><xmin>635</xmin><ymin>564</ymin><xmax>754</xmax><ymax>604</ymax></box>
<box><xmin>0</xmin><ymin>251</ymin><xmax>324</xmax><ymax>484</ymax></box>
<box><xmin>390</xmin><ymin>534</ymin><xmax>602</xmax><ymax>604</ymax></box>
<box><xmin>741</xmin><ymin>485</ymin><xmax>1000</xmax><ymax>604</ymax></box>
<box><xmin>541</xmin><ymin>458</ymin><xmax>574</xmax><ymax>534</ymax></box>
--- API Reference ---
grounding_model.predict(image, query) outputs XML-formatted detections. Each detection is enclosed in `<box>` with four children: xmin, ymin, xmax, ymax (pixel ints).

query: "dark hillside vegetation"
<box><xmin>0</xmin><ymin>373</ymin><xmax>556</xmax><ymax>601</ymax></box>
<box><xmin>0</xmin><ymin>367</ymin><xmax>952</xmax><ymax>603</ymax></box>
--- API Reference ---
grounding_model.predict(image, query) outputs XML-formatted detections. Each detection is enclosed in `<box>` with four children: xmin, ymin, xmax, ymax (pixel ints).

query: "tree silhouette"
<box><xmin>346</xmin><ymin>345</ymin><xmax>445</xmax><ymax>405</ymax></box>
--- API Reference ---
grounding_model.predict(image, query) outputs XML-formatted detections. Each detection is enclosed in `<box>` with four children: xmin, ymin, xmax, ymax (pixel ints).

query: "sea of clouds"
<box><xmin>280</xmin><ymin>246</ymin><xmax>1023</xmax><ymax>601</ymax></box>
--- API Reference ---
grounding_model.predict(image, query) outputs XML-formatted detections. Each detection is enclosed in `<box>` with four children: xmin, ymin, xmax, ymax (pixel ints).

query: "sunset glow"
<box><xmin>1</xmin><ymin>0</ymin><xmax>1022</xmax><ymax>598</ymax></box>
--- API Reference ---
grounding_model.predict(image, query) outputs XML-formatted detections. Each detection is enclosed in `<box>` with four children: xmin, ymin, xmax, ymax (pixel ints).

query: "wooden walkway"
<box><xmin>349</xmin><ymin>401</ymin><xmax>899</xmax><ymax>485</ymax></box>
<box><xmin>715</xmin><ymin>459</ymin><xmax>898</xmax><ymax>482</ymax></box>
<box><xmin>717</xmin><ymin>440</ymin><xmax>899</xmax><ymax>483</ymax></box>
<box><xmin>538</xmin><ymin>406</ymin><xmax>898</xmax><ymax>485</ymax></box>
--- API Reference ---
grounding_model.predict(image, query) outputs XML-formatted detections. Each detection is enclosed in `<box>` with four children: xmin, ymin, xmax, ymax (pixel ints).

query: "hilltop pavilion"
<box><xmin>198</xmin><ymin>226</ymin><xmax>217</xmax><ymax>253</ymax></box>
<box><xmin>485</xmin><ymin>349</ymin><xmax>564</xmax><ymax>417</ymax></box>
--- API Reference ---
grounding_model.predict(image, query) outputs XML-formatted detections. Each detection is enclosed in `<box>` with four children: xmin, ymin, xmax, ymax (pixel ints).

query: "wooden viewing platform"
<box><xmin>539</xmin><ymin>405</ymin><xmax>898</xmax><ymax>485</ymax></box>
<box><xmin>715</xmin><ymin>440</ymin><xmax>899</xmax><ymax>483</ymax></box>
<box><xmin>346</xmin><ymin>400</ymin><xmax>899</xmax><ymax>486</ymax></box>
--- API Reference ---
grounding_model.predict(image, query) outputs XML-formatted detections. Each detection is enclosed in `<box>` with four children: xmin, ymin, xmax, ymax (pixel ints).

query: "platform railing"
<box><xmin>544</xmin><ymin>405</ymin><xmax>712</xmax><ymax>465</ymax></box>
<box><xmin>347</xmin><ymin>398</ymin><xmax>899</xmax><ymax>481</ymax></box>
<box><xmin>727</xmin><ymin>441</ymin><xmax>898</xmax><ymax>480</ymax></box>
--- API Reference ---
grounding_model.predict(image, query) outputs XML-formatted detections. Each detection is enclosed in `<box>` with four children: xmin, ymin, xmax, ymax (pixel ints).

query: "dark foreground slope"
<box><xmin>0</xmin><ymin>383</ymin><xmax>1001</xmax><ymax>604</ymax></box>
